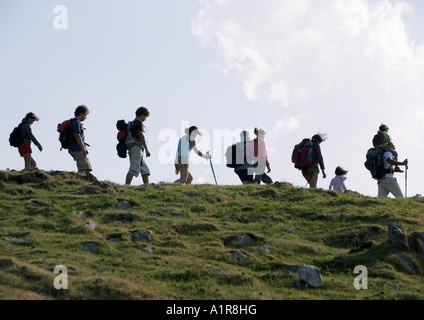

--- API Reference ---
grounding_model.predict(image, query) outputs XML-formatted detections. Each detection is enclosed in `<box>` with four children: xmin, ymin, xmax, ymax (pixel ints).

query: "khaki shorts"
<box><xmin>128</xmin><ymin>145</ymin><xmax>150</xmax><ymax>177</ymax></box>
<box><xmin>174</xmin><ymin>156</ymin><xmax>189</xmax><ymax>170</ymax></box>
<box><xmin>69</xmin><ymin>151</ymin><xmax>92</xmax><ymax>172</ymax></box>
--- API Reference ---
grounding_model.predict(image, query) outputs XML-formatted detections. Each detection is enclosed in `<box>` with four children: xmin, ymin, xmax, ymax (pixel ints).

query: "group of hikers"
<box><xmin>9</xmin><ymin>106</ymin><xmax>409</xmax><ymax>198</ymax></box>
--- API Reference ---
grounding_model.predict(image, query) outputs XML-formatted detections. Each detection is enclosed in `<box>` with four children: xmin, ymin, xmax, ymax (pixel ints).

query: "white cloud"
<box><xmin>192</xmin><ymin>0</ymin><xmax>424</xmax><ymax>106</ymax></box>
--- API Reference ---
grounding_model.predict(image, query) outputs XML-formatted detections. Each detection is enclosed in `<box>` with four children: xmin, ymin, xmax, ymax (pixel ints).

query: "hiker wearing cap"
<box><xmin>377</xmin><ymin>142</ymin><xmax>408</xmax><ymax>198</ymax></box>
<box><xmin>68</xmin><ymin>105</ymin><xmax>93</xmax><ymax>175</ymax></box>
<box><xmin>125</xmin><ymin>107</ymin><xmax>151</xmax><ymax>185</ymax></box>
<box><xmin>245</xmin><ymin>128</ymin><xmax>273</xmax><ymax>184</ymax></box>
<box><xmin>302</xmin><ymin>133</ymin><xmax>327</xmax><ymax>189</ymax></box>
<box><xmin>174</xmin><ymin>126</ymin><xmax>211</xmax><ymax>184</ymax></box>
<box><xmin>329</xmin><ymin>166</ymin><xmax>348</xmax><ymax>192</ymax></box>
<box><xmin>19</xmin><ymin>112</ymin><xmax>43</xmax><ymax>169</ymax></box>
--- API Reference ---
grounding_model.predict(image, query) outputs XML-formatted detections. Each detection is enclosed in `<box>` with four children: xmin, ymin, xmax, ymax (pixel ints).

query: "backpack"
<box><xmin>364</xmin><ymin>147</ymin><xmax>392</xmax><ymax>180</ymax></box>
<box><xmin>292</xmin><ymin>138</ymin><xmax>314</xmax><ymax>170</ymax></box>
<box><xmin>226</xmin><ymin>141</ymin><xmax>247</xmax><ymax>168</ymax></box>
<box><xmin>116</xmin><ymin>120</ymin><xmax>128</xmax><ymax>158</ymax></box>
<box><xmin>57</xmin><ymin>118</ymin><xmax>76</xmax><ymax>150</ymax></box>
<box><xmin>9</xmin><ymin>123</ymin><xmax>26</xmax><ymax>147</ymax></box>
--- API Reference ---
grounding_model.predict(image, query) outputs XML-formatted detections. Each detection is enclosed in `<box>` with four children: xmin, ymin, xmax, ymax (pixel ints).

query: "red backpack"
<box><xmin>292</xmin><ymin>138</ymin><xmax>314</xmax><ymax>170</ymax></box>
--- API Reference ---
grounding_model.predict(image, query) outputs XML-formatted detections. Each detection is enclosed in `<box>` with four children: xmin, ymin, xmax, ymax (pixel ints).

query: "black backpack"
<box><xmin>225</xmin><ymin>141</ymin><xmax>247</xmax><ymax>168</ymax></box>
<box><xmin>9</xmin><ymin>123</ymin><xmax>26</xmax><ymax>148</ymax></box>
<box><xmin>116</xmin><ymin>120</ymin><xmax>128</xmax><ymax>158</ymax></box>
<box><xmin>364</xmin><ymin>147</ymin><xmax>392</xmax><ymax>180</ymax></box>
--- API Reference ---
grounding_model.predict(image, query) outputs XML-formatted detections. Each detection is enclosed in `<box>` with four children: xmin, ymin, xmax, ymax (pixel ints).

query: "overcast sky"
<box><xmin>1</xmin><ymin>0</ymin><xmax>423</xmax><ymax>197</ymax></box>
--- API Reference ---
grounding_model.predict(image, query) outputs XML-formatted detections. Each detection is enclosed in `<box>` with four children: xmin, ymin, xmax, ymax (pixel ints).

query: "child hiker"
<box><xmin>329</xmin><ymin>166</ymin><xmax>348</xmax><ymax>192</ymax></box>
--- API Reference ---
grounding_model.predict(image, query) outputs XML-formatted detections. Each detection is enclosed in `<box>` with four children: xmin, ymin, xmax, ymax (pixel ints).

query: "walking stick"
<box><xmin>207</xmin><ymin>152</ymin><xmax>218</xmax><ymax>185</ymax></box>
<box><xmin>405</xmin><ymin>164</ymin><xmax>408</xmax><ymax>198</ymax></box>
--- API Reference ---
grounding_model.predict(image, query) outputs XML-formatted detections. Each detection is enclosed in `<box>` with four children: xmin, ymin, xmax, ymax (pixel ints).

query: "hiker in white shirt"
<box><xmin>377</xmin><ymin>143</ymin><xmax>408</xmax><ymax>198</ymax></box>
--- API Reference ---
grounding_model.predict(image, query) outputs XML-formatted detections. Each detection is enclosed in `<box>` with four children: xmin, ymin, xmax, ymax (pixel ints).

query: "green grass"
<box><xmin>0</xmin><ymin>170</ymin><xmax>423</xmax><ymax>300</ymax></box>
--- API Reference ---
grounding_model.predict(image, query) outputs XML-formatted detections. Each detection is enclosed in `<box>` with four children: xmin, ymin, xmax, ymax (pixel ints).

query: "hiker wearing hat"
<box><xmin>174</xmin><ymin>126</ymin><xmax>211</xmax><ymax>184</ymax></box>
<box><xmin>19</xmin><ymin>112</ymin><xmax>43</xmax><ymax>169</ymax></box>
<box><xmin>329</xmin><ymin>166</ymin><xmax>348</xmax><ymax>192</ymax></box>
<box><xmin>302</xmin><ymin>133</ymin><xmax>327</xmax><ymax>188</ymax></box>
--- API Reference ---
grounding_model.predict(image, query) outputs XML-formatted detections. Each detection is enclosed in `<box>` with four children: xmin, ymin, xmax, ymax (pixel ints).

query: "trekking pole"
<box><xmin>405</xmin><ymin>163</ymin><xmax>408</xmax><ymax>198</ymax></box>
<box><xmin>207</xmin><ymin>152</ymin><xmax>218</xmax><ymax>185</ymax></box>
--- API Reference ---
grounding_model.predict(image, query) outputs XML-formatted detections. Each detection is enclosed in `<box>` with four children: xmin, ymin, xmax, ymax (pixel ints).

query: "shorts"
<box><xmin>128</xmin><ymin>145</ymin><xmax>150</xmax><ymax>177</ymax></box>
<box><xmin>302</xmin><ymin>164</ymin><xmax>319</xmax><ymax>175</ymax></box>
<box><xmin>174</xmin><ymin>156</ymin><xmax>189</xmax><ymax>170</ymax></box>
<box><xmin>69</xmin><ymin>151</ymin><xmax>92</xmax><ymax>172</ymax></box>
<box><xmin>19</xmin><ymin>144</ymin><xmax>32</xmax><ymax>157</ymax></box>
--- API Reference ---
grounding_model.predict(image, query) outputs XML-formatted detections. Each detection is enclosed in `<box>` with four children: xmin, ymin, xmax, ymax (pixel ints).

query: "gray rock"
<box><xmin>107</xmin><ymin>238</ymin><xmax>121</xmax><ymax>243</ymax></box>
<box><xmin>281</xmin><ymin>265</ymin><xmax>300</xmax><ymax>275</ymax></box>
<box><xmin>236</xmin><ymin>234</ymin><xmax>255</xmax><ymax>245</ymax></box>
<box><xmin>81</xmin><ymin>242</ymin><xmax>100</xmax><ymax>253</ymax></box>
<box><xmin>258</xmin><ymin>246</ymin><xmax>271</xmax><ymax>254</ymax></box>
<box><xmin>298</xmin><ymin>265</ymin><xmax>323</xmax><ymax>287</ymax></box>
<box><xmin>284</xmin><ymin>225</ymin><xmax>295</xmax><ymax>232</ymax></box>
<box><xmin>5</xmin><ymin>237</ymin><xmax>31</xmax><ymax>245</ymax></box>
<box><xmin>84</xmin><ymin>221</ymin><xmax>96</xmax><ymax>231</ymax></box>
<box><xmin>388</xmin><ymin>222</ymin><xmax>409</xmax><ymax>250</ymax></box>
<box><xmin>116</xmin><ymin>200</ymin><xmax>131</xmax><ymax>210</ymax></box>
<box><xmin>412</xmin><ymin>232</ymin><xmax>424</xmax><ymax>254</ymax></box>
<box><xmin>139</xmin><ymin>246</ymin><xmax>154</xmax><ymax>253</ymax></box>
<box><xmin>130</xmin><ymin>230</ymin><xmax>152</xmax><ymax>243</ymax></box>
<box><xmin>398</xmin><ymin>253</ymin><xmax>417</xmax><ymax>274</ymax></box>
<box><xmin>151</xmin><ymin>212</ymin><xmax>163</xmax><ymax>217</ymax></box>
<box><xmin>231</xmin><ymin>250</ymin><xmax>246</xmax><ymax>265</ymax></box>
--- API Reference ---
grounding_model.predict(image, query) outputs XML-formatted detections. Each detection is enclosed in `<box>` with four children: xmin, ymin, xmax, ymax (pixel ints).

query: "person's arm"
<box><xmin>23</xmin><ymin>124</ymin><xmax>42</xmax><ymax>151</ymax></box>
<box><xmin>137</xmin><ymin>129</ymin><xmax>150</xmax><ymax>157</ymax></box>
<box><xmin>313</xmin><ymin>143</ymin><xmax>326</xmax><ymax>178</ymax></box>
<box><xmin>75</xmin><ymin>133</ymin><xmax>86</xmax><ymax>156</ymax></box>
<box><xmin>192</xmin><ymin>141</ymin><xmax>211</xmax><ymax>159</ymax></box>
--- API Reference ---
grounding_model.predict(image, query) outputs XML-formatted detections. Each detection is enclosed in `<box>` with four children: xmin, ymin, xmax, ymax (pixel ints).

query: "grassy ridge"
<box><xmin>0</xmin><ymin>170</ymin><xmax>423</xmax><ymax>300</ymax></box>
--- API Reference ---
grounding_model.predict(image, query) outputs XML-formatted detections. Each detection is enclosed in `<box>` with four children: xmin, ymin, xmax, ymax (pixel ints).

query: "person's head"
<box><xmin>136</xmin><ymin>106</ymin><xmax>150</xmax><ymax>121</ymax></box>
<box><xmin>240</xmin><ymin>130</ymin><xmax>251</xmax><ymax>141</ymax></box>
<box><xmin>312</xmin><ymin>133</ymin><xmax>327</xmax><ymax>144</ymax></box>
<box><xmin>25</xmin><ymin>112</ymin><xmax>39</xmax><ymax>124</ymax></box>
<box><xmin>185</xmin><ymin>126</ymin><xmax>202</xmax><ymax>140</ymax></box>
<box><xmin>74</xmin><ymin>105</ymin><xmax>89</xmax><ymax>121</ymax></box>
<box><xmin>335</xmin><ymin>166</ymin><xmax>348</xmax><ymax>176</ymax></box>
<box><xmin>379</xmin><ymin>123</ymin><xmax>389</xmax><ymax>132</ymax></box>
<box><xmin>388</xmin><ymin>141</ymin><xmax>396</xmax><ymax>150</ymax></box>
<box><xmin>254</xmin><ymin>127</ymin><xmax>266</xmax><ymax>139</ymax></box>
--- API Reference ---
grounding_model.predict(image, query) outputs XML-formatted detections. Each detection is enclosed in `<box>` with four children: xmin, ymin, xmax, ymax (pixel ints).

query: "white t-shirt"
<box><xmin>383</xmin><ymin>151</ymin><xmax>395</xmax><ymax>178</ymax></box>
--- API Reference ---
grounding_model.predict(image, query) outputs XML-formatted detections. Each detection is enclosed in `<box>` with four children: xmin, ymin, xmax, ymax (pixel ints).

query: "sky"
<box><xmin>1</xmin><ymin>0</ymin><xmax>423</xmax><ymax>197</ymax></box>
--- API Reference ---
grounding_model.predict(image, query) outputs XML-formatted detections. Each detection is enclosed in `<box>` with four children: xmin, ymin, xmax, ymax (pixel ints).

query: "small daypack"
<box><xmin>57</xmin><ymin>118</ymin><xmax>76</xmax><ymax>150</ymax></box>
<box><xmin>225</xmin><ymin>142</ymin><xmax>246</xmax><ymax>168</ymax></box>
<box><xmin>364</xmin><ymin>147</ymin><xmax>391</xmax><ymax>180</ymax></box>
<box><xmin>116</xmin><ymin>120</ymin><xmax>128</xmax><ymax>158</ymax></box>
<box><xmin>9</xmin><ymin>123</ymin><xmax>26</xmax><ymax>147</ymax></box>
<box><xmin>292</xmin><ymin>138</ymin><xmax>314</xmax><ymax>170</ymax></box>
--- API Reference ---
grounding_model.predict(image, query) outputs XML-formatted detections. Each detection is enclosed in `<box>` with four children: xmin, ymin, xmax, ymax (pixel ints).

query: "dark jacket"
<box><xmin>312</xmin><ymin>141</ymin><xmax>325</xmax><ymax>170</ymax></box>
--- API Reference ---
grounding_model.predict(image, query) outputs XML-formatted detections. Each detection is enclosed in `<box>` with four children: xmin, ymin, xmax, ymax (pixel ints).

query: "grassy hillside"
<box><xmin>0</xmin><ymin>169</ymin><xmax>423</xmax><ymax>300</ymax></box>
